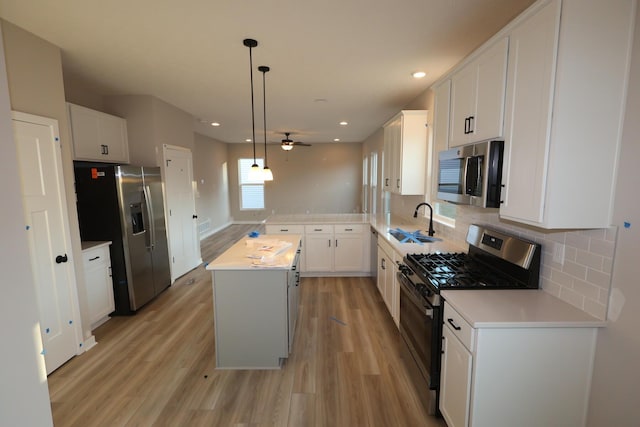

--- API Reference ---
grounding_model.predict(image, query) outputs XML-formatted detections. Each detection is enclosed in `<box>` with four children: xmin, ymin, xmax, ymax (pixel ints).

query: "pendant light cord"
<box><xmin>249</xmin><ymin>45</ymin><xmax>257</xmax><ymax>165</ymax></box>
<box><xmin>261</xmin><ymin>67</ymin><xmax>269</xmax><ymax>166</ymax></box>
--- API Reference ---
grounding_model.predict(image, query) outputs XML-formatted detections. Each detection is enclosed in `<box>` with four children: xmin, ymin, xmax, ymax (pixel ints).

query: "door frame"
<box><xmin>12</xmin><ymin>111</ymin><xmax>83</xmax><ymax>365</ymax></box>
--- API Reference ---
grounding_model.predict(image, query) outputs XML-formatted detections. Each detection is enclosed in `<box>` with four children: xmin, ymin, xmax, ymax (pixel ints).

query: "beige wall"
<box><xmin>587</xmin><ymin>4</ymin><xmax>640</xmax><ymax>425</ymax></box>
<box><xmin>1</xmin><ymin>20</ymin><xmax>92</xmax><ymax>345</ymax></box>
<box><xmin>103</xmin><ymin>94</ymin><xmax>194</xmax><ymax>167</ymax></box>
<box><xmin>0</xmin><ymin>21</ymin><xmax>54</xmax><ymax>426</ymax></box>
<box><xmin>193</xmin><ymin>133</ymin><xmax>231</xmax><ymax>235</ymax></box>
<box><xmin>227</xmin><ymin>142</ymin><xmax>363</xmax><ymax>222</ymax></box>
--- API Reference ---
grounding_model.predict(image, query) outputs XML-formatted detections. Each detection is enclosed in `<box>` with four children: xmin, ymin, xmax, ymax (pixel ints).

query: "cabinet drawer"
<box><xmin>82</xmin><ymin>245</ymin><xmax>110</xmax><ymax>268</ymax></box>
<box><xmin>443</xmin><ymin>302</ymin><xmax>475</xmax><ymax>352</ymax></box>
<box><xmin>334</xmin><ymin>223</ymin><xmax>364</xmax><ymax>234</ymax></box>
<box><xmin>266</xmin><ymin>224</ymin><xmax>305</xmax><ymax>234</ymax></box>
<box><xmin>305</xmin><ymin>224</ymin><xmax>332</xmax><ymax>234</ymax></box>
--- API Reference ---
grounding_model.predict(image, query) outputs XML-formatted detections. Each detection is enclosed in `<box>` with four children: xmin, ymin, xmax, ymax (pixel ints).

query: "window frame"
<box><xmin>238</xmin><ymin>158</ymin><xmax>265</xmax><ymax>211</ymax></box>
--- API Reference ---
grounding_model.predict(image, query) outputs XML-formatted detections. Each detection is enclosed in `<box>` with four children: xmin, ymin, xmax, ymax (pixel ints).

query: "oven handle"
<box><xmin>397</xmin><ymin>271</ymin><xmax>435</xmax><ymax>317</ymax></box>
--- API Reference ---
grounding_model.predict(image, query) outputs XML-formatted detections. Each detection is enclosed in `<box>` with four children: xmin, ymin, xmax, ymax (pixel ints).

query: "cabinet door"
<box><xmin>386</xmin><ymin>257</ymin><xmax>398</xmax><ymax>325</ymax></box>
<box><xmin>69</xmin><ymin>104</ymin><xmax>103</xmax><ymax>160</ymax></box>
<box><xmin>376</xmin><ymin>249</ymin><xmax>386</xmax><ymax>297</ymax></box>
<box><xmin>100</xmin><ymin>113</ymin><xmax>129</xmax><ymax>163</ymax></box>
<box><xmin>305</xmin><ymin>233</ymin><xmax>333</xmax><ymax>272</ymax></box>
<box><xmin>500</xmin><ymin>0</ymin><xmax>559</xmax><ymax>224</ymax></box>
<box><xmin>473</xmin><ymin>37</ymin><xmax>508</xmax><ymax>142</ymax></box>
<box><xmin>334</xmin><ymin>233</ymin><xmax>364</xmax><ymax>272</ymax></box>
<box><xmin>440</xmin><ymin>325</ymin><xmax>473</xmax><ymax>427</ymax></box>
<box><xmin>383</xmin><ymin>125</ymin><xmax>394</xmax><ymax>191</ymax></box>
<box><xmin>83</xmin><ymin>246</ymin><xmax>114</xmax><ymax>328</ymax></box>
<box><xmin>433</xmin><ymin>80</ymin><xmax>451</xmax><ymax>153</ymax></box>
<box><xmin>449</xmin><ymin>65</ymin><xmax>476</xmax><ymax>147</ymax></box>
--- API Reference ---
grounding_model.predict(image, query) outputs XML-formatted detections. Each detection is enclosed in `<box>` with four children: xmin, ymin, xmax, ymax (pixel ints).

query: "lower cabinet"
<box><xmin>81</xmin><ymin>241</ymin><xmax>114</xmax><ymax>330</ymax></box>
<box><xmin>440</xmin><ymin>301</ymin><xmax>598</xmax><ymax>427</ymax></box>
<box><xmin>376</xmin><ymin>236</ymin><xmax>399</xmax><ymax>326</ymax></box>
<box><xmin>267</xmin><ymin>222</ymin><xmax>369</xmax><ymax>275</ymax></box>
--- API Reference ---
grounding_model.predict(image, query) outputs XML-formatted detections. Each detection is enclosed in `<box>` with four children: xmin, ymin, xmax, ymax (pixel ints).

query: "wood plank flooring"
<box><xmin>48</xmin><ymin>225</ymin><xmax>446</xmax><ymax>426</ymax></box>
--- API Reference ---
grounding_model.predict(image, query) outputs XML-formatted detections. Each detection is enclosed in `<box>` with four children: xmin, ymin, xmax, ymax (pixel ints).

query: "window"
<box><xmin>238</xmin><ymin>158</ymin><xmax>264</xmax><ymax>210</ymax></box>
<box><xmin>362</xmin><ymin>155</ymin><xmax>369</xmax><ymax>213</ymax></box>
<box><xmin>370</xmin><ymin>151</ymin><xmax>378</xmax><ymax>215</ymax></box>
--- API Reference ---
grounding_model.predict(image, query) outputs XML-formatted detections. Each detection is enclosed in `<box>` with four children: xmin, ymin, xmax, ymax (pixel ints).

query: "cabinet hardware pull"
<box><xmin>280</xmin><ymin>229</ymin><xmax>288</xmax><ymax>232</ymax></box>
<box><xmin>385</xmin><ymin>178</ymin><xmax>389</xmax><ymax>186</ymax></box>
<box><xmin>328</xmin><ymin>239</ymin><xmax>331</xmax><ymax>247</ymax></box>
<box><xmin>335</xmin><ymin>239</ymin><xmax>338</xmax><ymax>247</ymax></box>
<box><xmin>469</xmin><ymin>116</ymin><xmax>474</xmax><ymax>133</ymax></box>
<box><xmin>396</xmin><ymin>178</ymin><xmax>400</xmax><ymax>189</ymax></box>
<box><xmin>314</xmin><ymin>228</ymin><xmax>322</xmax><ymax>231</ymax></box>
<box><xmin>447</xmin><ymin>318</ymin><xmax>462</xmax><ymax>331</ymax></box>
<box><xmin>88</xmin><ymin>256</ymin><xmax>100</xmax><ymax>261</ymax></box>
<box><xmin>345</xmin><ymin>228</ymin><xmax>353</xmax><ymax>231</ymax></box>
<box><xmin>108</xmin><ymin>266</ymin><xmax>112</xmax><ymax>277</ymax></box>
<box><xmin>464</xmin><ymin>117</ymin><xmax>469</xmax><ymax>134</ymax></box>
<box><xmin>381</xmin><ymin>258</ymin><xmax>386</xmax><ymax>269</ymax></box>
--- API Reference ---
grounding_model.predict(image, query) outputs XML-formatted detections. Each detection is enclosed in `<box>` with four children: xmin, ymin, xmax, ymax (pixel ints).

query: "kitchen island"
<box><xmin>206</xmin><ymin>234</ymin><xmax>301</xmax><ymax>369</ymax></box>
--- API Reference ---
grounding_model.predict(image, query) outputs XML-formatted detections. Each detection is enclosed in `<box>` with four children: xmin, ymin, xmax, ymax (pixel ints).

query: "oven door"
<box><xmin>397</xmin><ymin>271</ymin><xmax>442</xmax><ymax>414</ymax></box>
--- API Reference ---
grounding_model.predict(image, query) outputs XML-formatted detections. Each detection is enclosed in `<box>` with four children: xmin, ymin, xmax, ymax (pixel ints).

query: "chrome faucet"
<box><xmin>413</xmin><ymin>202</ymin><xmax>435</xmax><ymax>237</ymax></box>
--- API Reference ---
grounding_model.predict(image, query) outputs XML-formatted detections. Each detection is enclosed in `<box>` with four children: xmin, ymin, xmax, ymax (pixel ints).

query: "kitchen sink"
<box><xmin>388</xmin><ymin>228</ymin><xmax>442</xmax><ymax>244</ymax></box>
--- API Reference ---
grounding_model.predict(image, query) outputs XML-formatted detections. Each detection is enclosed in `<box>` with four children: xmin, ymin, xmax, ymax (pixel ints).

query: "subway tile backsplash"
<box><xmin>407</xmin><ymin>204</ymin><xmax>616</xmax><ymax>320</ymax></box>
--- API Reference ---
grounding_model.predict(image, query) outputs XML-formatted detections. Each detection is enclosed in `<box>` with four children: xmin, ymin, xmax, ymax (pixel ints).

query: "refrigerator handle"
<box><xmin>143</xmin><ymin>185</ymin><xmax>156</xmax><ymax>250</ymax></box>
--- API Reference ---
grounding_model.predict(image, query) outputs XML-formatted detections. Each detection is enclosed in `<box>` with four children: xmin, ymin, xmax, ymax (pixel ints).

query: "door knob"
<box><xmin>192</xmin><ymin>214</ymin><xmax>198</xmax><ymax>219</ymax></box>
<box><xmin>55</xmin><ymin>254</ymin><xmax>68</xmax><ymax>264</ymax></box>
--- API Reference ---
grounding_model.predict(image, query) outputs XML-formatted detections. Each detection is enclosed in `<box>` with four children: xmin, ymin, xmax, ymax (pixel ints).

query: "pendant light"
<box><xmin>244</xmin><ymin>38</ymin><xmax>263</xmax><ymax>182</ymax></box>
<box><xmin>259</xmin><ymin>65</ymin><xmax>274</xmax><ymax>181</ymax></box>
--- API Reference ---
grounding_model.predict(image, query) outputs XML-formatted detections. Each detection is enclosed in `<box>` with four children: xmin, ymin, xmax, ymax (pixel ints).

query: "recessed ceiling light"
<box><xmin>314</xmin><ymin>98</ymin><xmax>328</xmax><ymax>103</ymax></box>
<box><xmin>412</xmin><ymin>71</ymin><xmax>426</xmax><ymax>79</ymax></box>
<box><xmin>334</xmin><ymin>138</ymin><xmax>340</xmax><ymax>142</ymax></box>
<box><xmin>245</xmin><ymin>138</ymin><xmax>252</xmax><ymax>142</ymax></box>
<box><xmin>211</xmin><ymin>122</ymin><xmax>220</xmax><ymax>127</ymax></box>
<box><xmin>339</xmin><ymin>121</ymin><xmax>348</xmax><ymax>126</ymax></box>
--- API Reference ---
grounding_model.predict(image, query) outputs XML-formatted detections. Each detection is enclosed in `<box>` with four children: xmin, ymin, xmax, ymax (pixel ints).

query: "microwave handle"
<box><xmin>462</xmin><ymin>156</ymin><xmax>471</xmax><ymax>196</ymax></box>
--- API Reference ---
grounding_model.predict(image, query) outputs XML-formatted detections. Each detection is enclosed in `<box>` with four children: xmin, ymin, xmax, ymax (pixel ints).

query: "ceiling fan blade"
<box><xmin>293</xmin><ymin>142</ymin><xmax>312</xmax><ymax>146</ymax></box>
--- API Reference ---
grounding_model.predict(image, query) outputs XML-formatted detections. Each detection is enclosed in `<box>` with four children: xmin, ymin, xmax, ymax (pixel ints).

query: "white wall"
<box><xmin>193</xmin><ymin>132</ymin><xmax>231</xmax><ymax>236</ymax></box>
<box><xmin>0</xmin><ymin>21</ymin><xmax>54</xmax><ymax>427</ymax></box>
<box><xmin>587</xmin><ymin>4</ymin><xmax>640</xmax><ymax>425</ymax></box>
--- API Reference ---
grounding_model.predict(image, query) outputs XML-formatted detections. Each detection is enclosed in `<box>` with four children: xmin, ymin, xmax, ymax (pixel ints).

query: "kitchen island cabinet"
<box><xmin>206</xmin><ymin>234</ymin><xmax>301</xmax><ymax>369</ymax></box>
<box><xmin>440</xmin><ymin>289</ymin><xmax>605</xmax><ymax>427</ymax></box>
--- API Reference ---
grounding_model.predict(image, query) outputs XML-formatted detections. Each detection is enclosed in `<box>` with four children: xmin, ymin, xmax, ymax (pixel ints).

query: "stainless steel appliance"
<box><xmin>397</xmin><ymin>224</ymin><xmax>541</xmax><ymax>415</ymax></box>
<box><xmin>437</xmin><ymin>140</ymin><xmax>504</xmax><ymax>208</ymax></box>
<box><xmin>74</xmin><ymin>162</ymin><xmax>171</xmax><ymax>314</ymax></box>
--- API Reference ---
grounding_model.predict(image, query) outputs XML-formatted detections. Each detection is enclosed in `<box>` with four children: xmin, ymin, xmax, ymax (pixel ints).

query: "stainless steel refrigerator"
<box><xmin>74</xmin><ymin>162</ymin><xmax>171</xmax><ymax>314</ymax></box>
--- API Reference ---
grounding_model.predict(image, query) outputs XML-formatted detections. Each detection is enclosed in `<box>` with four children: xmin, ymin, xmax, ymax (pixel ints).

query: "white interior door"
<box><xmin>163</xmin><ymin>144</ymin><xmax>201</xmax><ymax>281</ymax></box>
<box><xmin>13</xmin><ymin>112</ymin><xmax>81</xmax><ymax>374</ymax></box>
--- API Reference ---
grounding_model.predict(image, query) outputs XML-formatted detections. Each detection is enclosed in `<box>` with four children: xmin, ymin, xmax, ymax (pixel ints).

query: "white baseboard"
<box><xmin>199</xmin><ymin>220</ymin><xmax>233</xmax><ymax>240</ymax></box>
<box><xmin>82</xmin><ymin>335</ymin><xmax>97</xmax><ymax>352</ymax></box>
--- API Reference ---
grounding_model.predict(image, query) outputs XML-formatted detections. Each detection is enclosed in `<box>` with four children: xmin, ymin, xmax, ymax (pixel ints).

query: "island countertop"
<box><xmin>206</xmin><ymin>234</ymin><xmax>301</xmax><ymax>271</ymax></box>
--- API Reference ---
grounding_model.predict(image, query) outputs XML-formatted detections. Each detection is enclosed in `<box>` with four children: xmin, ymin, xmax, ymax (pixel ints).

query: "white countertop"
<box><xmin>265</xmin><ymin>213</ymin><xmax>465</xmax><ymax>256</ymax></box>
<box><xmin>81</xmin><ymin>241</ymin><xmax>112</xmax><ymax>251</ymax></box>
<box><xmin>206</xmin><ymin>234</ymin><xmax>301</xmax><ymax>271</ymax></box>
<box><xmin>267</xmin><ymin>213</ymin><xmax>372</xmax><ymax>224</ymax></box>
<box><xmin>441</xmin><ymin>289</ymin><xmax>606</xmax><ymax>328</ymax></box>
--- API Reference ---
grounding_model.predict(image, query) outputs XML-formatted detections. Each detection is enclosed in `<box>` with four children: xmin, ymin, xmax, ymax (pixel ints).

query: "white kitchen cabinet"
<box><xmin>500</xmin><ymin>0</ymin><xmax>634</xmax><ymax>228</ymax></box>
<box><xmin>67</xmin><ymin>102</ymin><xmax>129</xmax><ymax>163</ymax></box>
<box><xmin>448</xmin><ymin>38</ymin><xmax>508</xmax><ymax>147</ymax></box>
<box><xmin>432</xmin><ymin>79</ymin><xmax>451</xmax><ymax>153</ymax></box>
<box><xmin>440</xmin><ymin>299</ymin><xmax>599</xmax><ymax>427</ymax></box>
<box><xmin>376</xmin><ymin>236</ymin><xmax>399</xmax><ymax>326</ymax></box>
<box><xmin>334</xmin><ymin>224</ymin><xmax>366</xmax><ymax>272</ymax></box>
<box><xmin>304</xmin><ymin>225</ymin><xmax>334</xmax><ymax>272</ymax></box>
<box><xmin>265</xmin><ymin>224</ymin><xmax>306</xmax><ymax>272</ymax></box>
<box><xmin>81</xmin><ymin>241</ymin><xmax>114</xmax><ymax>330</ymax></box>
<box><xmin>382</xmin><ymin>110</ymin><xmax>428</xmax><ymax>195</ymax></box>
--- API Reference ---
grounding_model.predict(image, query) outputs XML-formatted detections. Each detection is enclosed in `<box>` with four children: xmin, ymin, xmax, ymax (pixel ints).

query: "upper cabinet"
<box><xmin>67</xmin><ymin>103</ymin><xmax>129</xmax><ymax>163</ymax></box>
<box><xmin>499</xmin><ymin>0</ymin><xmax>634</xmax><ymax>228</ymax></box>
<box><xmin>448</xmin><ymin>38</ymin><xmax>509</xmax><ymax>147</ymax></box>
<box><xmin>383</xmin><ymin>110</ymin><xmax>428</xmax><ymax>195</ymax></box>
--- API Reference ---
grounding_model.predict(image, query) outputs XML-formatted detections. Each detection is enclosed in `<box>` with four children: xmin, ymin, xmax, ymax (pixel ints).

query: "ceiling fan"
<box><xmin>280</xmin><ymin>132</ymin><xmax>311</xmax><ymax>151</ymax></box>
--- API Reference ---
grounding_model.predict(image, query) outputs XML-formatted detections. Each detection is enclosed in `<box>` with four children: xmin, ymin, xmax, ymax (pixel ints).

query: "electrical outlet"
<box><xmin>553</xmin><ymin>242</ymin><xmax>565</xmax><ymax>265</ymax></box>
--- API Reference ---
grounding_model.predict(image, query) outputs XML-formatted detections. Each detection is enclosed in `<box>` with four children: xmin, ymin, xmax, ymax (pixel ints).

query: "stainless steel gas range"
<box><xmin>396</xmin><ymin>224</ymin><xmax>541</xmax><ymax>415</ymax></box>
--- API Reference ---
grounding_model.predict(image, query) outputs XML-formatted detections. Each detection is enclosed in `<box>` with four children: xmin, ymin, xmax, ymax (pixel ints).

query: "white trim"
<box><xmin>199</xmin><ymin>220</ymin><xmax>234</xmax><ymax>240</ymax></box>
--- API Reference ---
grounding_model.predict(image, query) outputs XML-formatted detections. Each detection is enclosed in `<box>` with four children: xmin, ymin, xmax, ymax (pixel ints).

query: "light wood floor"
<box><xmin>48</xmin><ymin>225</ymin><xmax>446</xmax><ymax>426</ymax></box>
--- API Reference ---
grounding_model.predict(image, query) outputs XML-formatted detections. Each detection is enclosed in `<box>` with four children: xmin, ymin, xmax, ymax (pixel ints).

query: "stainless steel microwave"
<box><xmin>437</xmin><ymin>140</ymin><xmax>504</xmax><ymax>208</ymax></box>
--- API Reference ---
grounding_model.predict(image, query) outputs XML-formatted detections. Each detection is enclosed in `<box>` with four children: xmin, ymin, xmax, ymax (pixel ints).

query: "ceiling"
<box><xmin>0</xmin><ymin>0</ymin><xmax>535</xmax><ymax>144</ymax></box>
